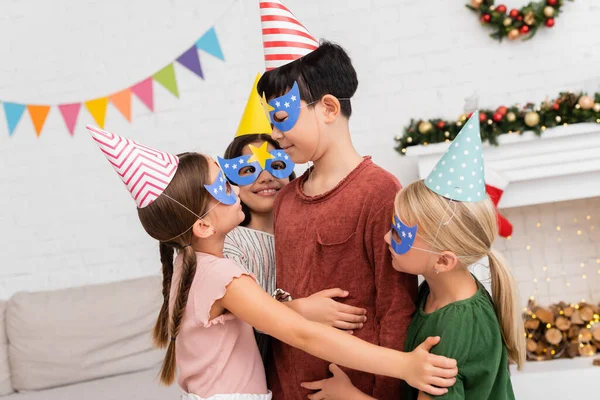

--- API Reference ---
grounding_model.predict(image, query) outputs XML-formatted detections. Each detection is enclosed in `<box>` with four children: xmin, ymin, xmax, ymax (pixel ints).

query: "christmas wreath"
<box><xmin>394</xmin><ymin>92</ymin><xmax>600</xmax><ymax>155</ymax></box>
<box><xmin>467</xmin><ymin>0</ymin><xmax>573</xmax><ymax>41</ymax></box>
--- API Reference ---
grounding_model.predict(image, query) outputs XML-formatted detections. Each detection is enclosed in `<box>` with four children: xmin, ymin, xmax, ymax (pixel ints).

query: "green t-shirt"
<box><xmin>403</xmin><ymin>280</ymin><xmax>515</xmax><ymax>400</ymax></box>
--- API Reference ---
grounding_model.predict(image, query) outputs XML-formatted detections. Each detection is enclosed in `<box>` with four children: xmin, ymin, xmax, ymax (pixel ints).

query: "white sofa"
<box><xmin>0</xmin><ymin>276</ymin><xmax>182</xmax><ymax>399</ymax></box>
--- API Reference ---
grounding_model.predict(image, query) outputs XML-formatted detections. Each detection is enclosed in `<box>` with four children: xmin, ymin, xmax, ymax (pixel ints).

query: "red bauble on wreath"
<box><xmin>496</xmin><ymin>4</ymin><xmax>507</xmax><ymax>13</ymax></box>
<box><xmin>520</xmin><ymin>25</ymin><xmax>530</xmax><ymax>34</ymax></box>
<box><xmin>547</xmin><ymin>0</ymin><xmax>558</xmax><ymax>6</ymax></box>
<box><xmin>509</xmin><ymin>8</ymin><xmax>520</xmax><ymax>18</ymax></box>
<box><xmin>545</xmin><ymin>18</ymin><xmax>555</xmax><ymax>27</ymax></box>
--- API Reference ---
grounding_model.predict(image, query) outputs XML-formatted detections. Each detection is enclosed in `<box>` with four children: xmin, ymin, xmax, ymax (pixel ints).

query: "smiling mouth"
<box><xmin>254</xmin><ymin>188</ymin><xmax>280</xmax><ymax>196</ymax></box>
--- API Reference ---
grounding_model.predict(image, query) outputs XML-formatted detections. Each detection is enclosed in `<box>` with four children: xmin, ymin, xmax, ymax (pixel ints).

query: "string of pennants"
<box><xmin>2</xmin><ymin>26</ymin><xmax>225</xmax><ymax>137</ymax></box>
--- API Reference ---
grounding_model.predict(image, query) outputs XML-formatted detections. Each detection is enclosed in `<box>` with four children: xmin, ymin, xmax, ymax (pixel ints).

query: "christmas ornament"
<box><xmin>594</xmin><ymin>103</ymin><xmax>600</xmax><ymax>113</ymax></box>
<box><xmin>503</xmin><ymin>17</ymin><xmax>513</xmax><ymax>26</ymax></box>
<box><xmin>525</xmin><ymin>111</ymin><xmax>540</xmax><ymax>127</ymax></box>
<box><xmin>552</xmin><ymin>102</ymin><xmax>560</xmax><ymax>111</ymax></box>
<box><xmin>482</xmin><ymin>14</ymin><xmax>491</xmax><ymax>23</ymax></box>
<box><xmin>493</xmin><ymin>112</ymin><xmax>503</xmax><ymax>122</ymax></box>
<box><xmin>547</xmin><ymin>0</ymin><xmax>557</xmax><ymax>5</ymax></box>
<box><xmin>545</xmin><ymin>18</ymin><xmax>555</xmax><ymax>27</ymax></box>
<box><xmin>471</xmin><ymin>0</ymin><xmax>483</xmax><ymax>7</ymax></box>
<box><xmin>509</xmin><ymin>9</ymin><xmax>520</xmax><ymax>18</ymax></box>
<box><xmin>496</xmin><ymin>4</ymin><xmax>507</xmax><ymax>14</ymax></box>
<box><xmin>524</xmin><ymin>11</ymin><xmax>536</xmax><ymax>25</ymax></box>
<box><xmin>544</xmin><ymin>6</ymin><xmax>555</xmax><ymax>17</ymax></box>
<box><xmin>479</xmin><ymin>112</ymin><xmax>488</xmax><ymax>122</ymax></box>
<box><xmin>437</xmin><ymin>121</ymin><xmax>446</xmax><ymax>129</ymax></box>
<box><xmin>520</xmin><ymin>25</ymin><xmax>531</xmax><ymax>34</ymax></box>
<box><xmin>506</xmin><ymin>111</ymin><xmax>517</xmax><ymax>122</ymax></box>
<box><xmin>578</xmin><ymin>95</ymin><xmax>594</xmax><ymax>110</ymax></box>
<box><xmin>496</xmin><ymin>106</ymin><xmax>508</xmax><ymax>115</ymax></box>
<box><xmin>418</xmin><ymin>121</ymin><xmax>433</xmax><ymax>134</ymax></box>
<box><xmin>508</xmin><ymin>29</ymin><xmax>520</xmax><ymax>40</ymax></box>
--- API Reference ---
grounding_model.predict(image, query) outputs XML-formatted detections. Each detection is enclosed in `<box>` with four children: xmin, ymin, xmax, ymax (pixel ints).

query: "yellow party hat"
<box><xmin>235</xmin><ymin>73</ymin><xmax>273</xmax><ymax>137</ymax></box>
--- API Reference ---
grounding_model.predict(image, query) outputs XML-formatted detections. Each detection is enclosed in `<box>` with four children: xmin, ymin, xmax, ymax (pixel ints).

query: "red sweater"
<box><xmin>269</xmin><ymin>157</ymin><xmax>418</xmax><ymax>400</ymax></box>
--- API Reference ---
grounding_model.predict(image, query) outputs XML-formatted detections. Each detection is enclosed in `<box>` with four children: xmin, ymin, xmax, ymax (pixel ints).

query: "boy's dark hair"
<box><xmin>224</xmin><ymin>134</ymin><xmax>296</xmax><ymax>227</ymax></box>
<box><xmin>257</xmin><ymin>41</ymin><xmax>358</xmax><ymax>118</ymax></box>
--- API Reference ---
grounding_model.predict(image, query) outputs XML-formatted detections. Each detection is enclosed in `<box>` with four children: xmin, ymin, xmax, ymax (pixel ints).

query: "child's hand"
<box><xmin>301</xmin><ymin>364</ymin><xmax>374</xmax><ymax>400</ymax></box>
<box><xmin>295</xmin><ymin>288</ymin><xmax>367</xmax><ymax>331</ymax></box>
<box><xmin>405</xmin><ymin>336</ymin><xmax>458</xmax><ymax>396</ymax></box>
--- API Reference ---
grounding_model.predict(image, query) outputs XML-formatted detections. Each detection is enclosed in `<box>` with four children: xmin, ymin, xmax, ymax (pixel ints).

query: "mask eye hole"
<box><xmin>273</xmin><ymin>110</ymin><xmax>289</xmax><ymax>123</ymax></box>
<box><xmin>239</xmin><ymin>165</ymin><xmax>256</xmax><ymax>176</ymax></box>
<box><xmin>391</xmin><ymin>228</ymin><xmax>402</xmax><ymax>244</ymax></box>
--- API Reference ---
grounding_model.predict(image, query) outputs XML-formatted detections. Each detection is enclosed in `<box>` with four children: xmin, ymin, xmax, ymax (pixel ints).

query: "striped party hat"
<box><xmin>86</xmin><ymin>126</ymin><xmax>179</xmax><ymax>208</ymax></box>
<box><xmin>259</xmin><ymin>0</ymin><xmax>319</xmax><ymax>71</ymax></box>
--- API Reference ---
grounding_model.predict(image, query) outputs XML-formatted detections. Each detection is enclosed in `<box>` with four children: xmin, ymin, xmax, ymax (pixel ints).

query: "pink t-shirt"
<box><xmin>169</xmin><ymin>252</ymin><xmax>268</xmax><ymax>397</ymax></box>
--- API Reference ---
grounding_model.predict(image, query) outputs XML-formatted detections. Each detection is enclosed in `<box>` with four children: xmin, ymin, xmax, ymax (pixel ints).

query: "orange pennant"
<box><xmin>27</xmin><ymin>105</ymin><xmax>51</xmax><ymax>137</ymax></box>
<box><xmin>110</xmin><ymin>89</ymin><xmax>131</xmax><ymax>122</ymax></box>
<box><xmin>85</xmin><ymin>97</ymin><xmax>109</xmax><ymax>128</ymax></box>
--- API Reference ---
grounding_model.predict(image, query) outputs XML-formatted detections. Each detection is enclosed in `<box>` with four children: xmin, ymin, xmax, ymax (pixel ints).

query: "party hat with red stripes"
<box><xmin>259</xmin><ymin>0</ymin><xmax>319</xmax><ymax>71</ymax></box>
<box><xmin>86</xmin><ymin>125</ymin><xmax>179</xmax><ymax>208</ymax></box>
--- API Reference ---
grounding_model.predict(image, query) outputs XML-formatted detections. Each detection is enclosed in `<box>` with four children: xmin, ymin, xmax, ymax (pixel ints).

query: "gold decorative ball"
<box><xmin>524</xmin><ymin>111</ymin><xmax>540</xmax><ymax>127</ymax></box>
<box><xmin>555</xmin><ymin>116</ymin><xmax>562</xmax><ymax>123</ymax></box>
<box><xmin>524</xmin><ymin>12</ymin><xmax>535</xmax><ymax>26</ymax></box>
<box><xmin>578</xmin><ymin>95</ymin><xmax>595</xmax><ymax>110</ymax></box>
<box><xmin>544</xmin><ymin>6</ymin><xmax>555</xmax><ymax>18</ymax></box>
<box><xmin>508</xmin><ymin>29</ymin><xmax>520</xmax><ymax>40</ymax></box>
<box><xmin>407</xmin><ymin>136</ymin><xmax>413</xmax><ymax>143</ymax></box>
<box><xmin>503</xmin><ymin>18</ymin><xmax>513</xmax><ymax>27</ymax></box>
<box><xmin>458</xmin><ymin>113</ymin><xmax>468</xmax><ymax>122</ymax></box>
<box><xmin>506</xmin><ymin>112</ymin><xmax>517</xmax><ymax>122</ymax></box>
<box><xmin>471</xmin><ymin>0</ymin><xmax>483</xmax><ymax>8</ymax></box>
<box><xmin>444</xmin><ymin>131</ymin><xmax>450</xmax><ymax>138</ymax></box>
<box><xmin>593</xmin><ymin>103</ymin><xmax>600</xmax><ymax>113</ymax></box>
<box><xmin>418</xmin><ymin>121</ymin><xmax>433</xmax><ymax>134</ymax></box>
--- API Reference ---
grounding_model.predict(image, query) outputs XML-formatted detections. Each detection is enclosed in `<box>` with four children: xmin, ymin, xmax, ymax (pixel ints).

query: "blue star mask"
<box><xmin>204</xmin><ymin>169</ymin><xmax>237</xmax><ymax>205</ymax></box>
<box><xmin>218</xmin><ymin>145</ymin><xmax>295</xmax><ymax>186</ymax></box>
<box><xmin>391</xmin><ymin>215</ymin><xmax>418</xmax><ymax>255</ymax></box>
<box><xmin>267</xmin><ymin>81</ymin><xmax>302</xmax><ymax>132</ymax></box>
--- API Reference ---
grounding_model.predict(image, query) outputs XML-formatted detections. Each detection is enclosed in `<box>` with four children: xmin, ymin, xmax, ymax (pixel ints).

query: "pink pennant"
<box><xmin>131</xmin><ymin>78</ymin><xmax>154</xmax><ymax>112</ymax></box>
<box><xmin>58</xmin><ymin>103</ymin><xmax>82</xmax><ymax>135</ymax></box>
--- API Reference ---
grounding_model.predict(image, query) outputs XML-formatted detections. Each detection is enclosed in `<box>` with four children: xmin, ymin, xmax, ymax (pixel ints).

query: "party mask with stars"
<box><xmin>204</xmin><ymin>169</ymin><xmax>237</xmax><ymax>205</ymax></box>
<box><xmin>218</xmin><ymin>142</ymin><xmax>295</xmax><ymax>186</ymax></box>
<box><xmin>390</xmin><ymin>215</ymin><xmax>418</xmax><ymax>255</ymax></box>
<box><xmin>263</xmin><ymin>81</ymin><xmax>302</xmax><ymax>132</ymax></box>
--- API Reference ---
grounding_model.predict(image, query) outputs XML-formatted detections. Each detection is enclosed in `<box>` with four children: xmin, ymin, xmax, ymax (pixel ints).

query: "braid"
<box><xmin>158</xmin><ymin>245</ymin><xmax>197</xmax><ymax>386</ymax></box>
<box><xmin>153</xmin><ymin>242</ymin><xmax>174</xmax><ymax>348</ymax></box>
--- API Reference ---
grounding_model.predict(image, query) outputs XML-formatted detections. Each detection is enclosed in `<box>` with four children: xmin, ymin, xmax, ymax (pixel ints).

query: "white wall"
<box><xmin>1</xmin><ymin>0</ymin><xmax>599</xmax><ymax>298</ymax></box>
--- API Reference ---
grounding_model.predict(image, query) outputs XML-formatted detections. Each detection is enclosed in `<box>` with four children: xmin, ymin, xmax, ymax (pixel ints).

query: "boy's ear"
<box><xmin>320</xmin><ymin>94</ymin><xmax>341</xmax><ymax>123</ymax></box>
<box><xmin>192</xmin><ymin>220</ymin><xmax>215</xmax><ymax>239</ymax></box>
<box><xmin>435</xmin><ymin>251</ymin><xmax>459</xmax><ymax>273</ymax></box>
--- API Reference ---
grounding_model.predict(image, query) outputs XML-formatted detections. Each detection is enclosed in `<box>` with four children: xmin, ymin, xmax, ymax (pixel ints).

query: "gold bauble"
<box><xmin>470</xmin><ymin>0</ymin><xmax>483</xmax><ymax>8</ymax></box>
<box><xmin>418</xmin><ymin>121</ymin><xmax>433</xmax><ymax>134</ymax></box>
<box><xmin>444</xmin><ymin>131</ymin><xmax>450</xmax><ymax>138</ymax></box>
<box><xmin>508</xmin><ymin>29</ymin><xmax>520</xmax><ymax>40</ymax></box>
<box><xmin>458</xmin><ymin>113</ymin><xmax>468</xmax><ymax>122</ymax></box>
<box><xmin>593</xmin><ymin>103</ymin><xmax>600</xmax><ymax>113</ymax></box>
<box><xmin>578</xmin><ymin>95</ymin><xmax>594</xmax><ymax>110</ymax></box>
<box><xmin>524</xmin><ymin>111</ymin><xmax>540</xmax><ymax>127</ymax></box>
<box><xmin>524</xmin><ymin>11</ymin><xmax>535</xmax><ymax>26</ymax></box>
<box><xmin>555</xmin><ymin>116</ymin><xmax>562</xmax><ymax>123</ymax></box>
<box><xmin>543</xmin><ymin>6</ymin><xmax>555</xmax><ymax>18</ymax></box>
<box><xmin>503</xmin><ymin>18</ymin><xmax>513</xmax><ymax>27</ymax></box>
<box><xmin>506</xmin><ymin>112</ymin><xmax>517</xmax><ymax>122</ymax></box>
<box><xmin>407</xmin><ymin>136</ymin><xmax>413</xmax><ymax>143</ymax></box>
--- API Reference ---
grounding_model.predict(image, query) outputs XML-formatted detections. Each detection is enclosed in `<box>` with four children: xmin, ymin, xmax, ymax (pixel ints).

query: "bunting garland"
<box><xmin>1</xmin><ymin>26</ymin><xmax>225</xmax><ymax>138</ymax></box>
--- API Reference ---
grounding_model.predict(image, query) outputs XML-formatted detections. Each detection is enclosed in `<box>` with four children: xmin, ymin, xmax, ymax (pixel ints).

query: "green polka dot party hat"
<box><xmin>424</xmin><ymin>111</ymin><xmax>486</xmax><ymax>202</ymax></box>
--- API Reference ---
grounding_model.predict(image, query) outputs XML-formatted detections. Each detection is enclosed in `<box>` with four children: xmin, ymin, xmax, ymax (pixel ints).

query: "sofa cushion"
<box><xmin>1</xmin><ymin>368</ymin><xmax>182</xmax><ymax>400</ymax></box>
<box><xmin>6</xmin><ymin>276</ymin><xmax>165</xmax><ymax>391</ymax></box>
<box><xmin>0</xmin><ymin>301</ymin><xmax>14</xmax><ymax>396</ymax></box>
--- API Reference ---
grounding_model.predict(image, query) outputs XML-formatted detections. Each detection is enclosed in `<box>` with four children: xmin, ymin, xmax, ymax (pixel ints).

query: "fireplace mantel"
<box><xmin>405</xmin><ymin>123</ymin><xmax>600</xmax><ymax>209</ymax></box>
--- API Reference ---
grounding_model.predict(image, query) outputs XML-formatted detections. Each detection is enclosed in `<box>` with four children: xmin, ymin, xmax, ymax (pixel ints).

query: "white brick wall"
<box><xmin>0</xmin><ymin>0</ymin><xmax>599</xmax><ymax>299</ymax></box>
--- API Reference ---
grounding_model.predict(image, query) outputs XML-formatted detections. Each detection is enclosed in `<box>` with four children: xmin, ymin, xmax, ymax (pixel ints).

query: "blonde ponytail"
<box><xmin>488</xmin><ymin>249</ymin><xmax>525</xmax><ymax>370</ymax></box>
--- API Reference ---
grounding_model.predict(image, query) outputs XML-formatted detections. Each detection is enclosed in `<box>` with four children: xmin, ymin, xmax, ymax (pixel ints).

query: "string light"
<box><xmin>536</xmin><ymin>222</ymin><xmax>542</xmax><ymax>228</ymax></box>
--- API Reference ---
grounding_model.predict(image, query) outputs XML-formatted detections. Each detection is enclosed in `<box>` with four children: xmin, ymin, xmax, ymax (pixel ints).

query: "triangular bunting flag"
<box><xmin>3</xmin><ymin>103</ymin><xmax>26</xmax><ymax>136</ymax></box>
<box><xmin>110</xmin><ymin>89</ymin><xmax>132</xmax><ymax>122</ymax></box>
<box><xmin>130</xmin><ymin>78</ymin><xmax>154</xmax><ymax>112</ymax></box>
<box><xmin>27</xmin><ymin>105</ymin><xmax>51</xmax><ymax>137</ymax></box>
<box><xmin>85</xmin><ymin>97</ymin><xmax>109</xmax><ymax>128</ymax></box>
<box><xmin>176</xmin><ymin>46</ymin><xmax>204</xmax><ymax>79</ymax></box>
<box><xmin>153</xmin><ymin>64</ymin><xmax>179</xmax><ymax>98</ymax></box>
<box><xmin>196</xmin><ymin>27</ymin><xmax>224</xmax><ymax>61</ymax></box>
<box><xmin>58</xmin><ymin>103</ymin><xmax>82</xmax><ymax>135</ymax></box>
